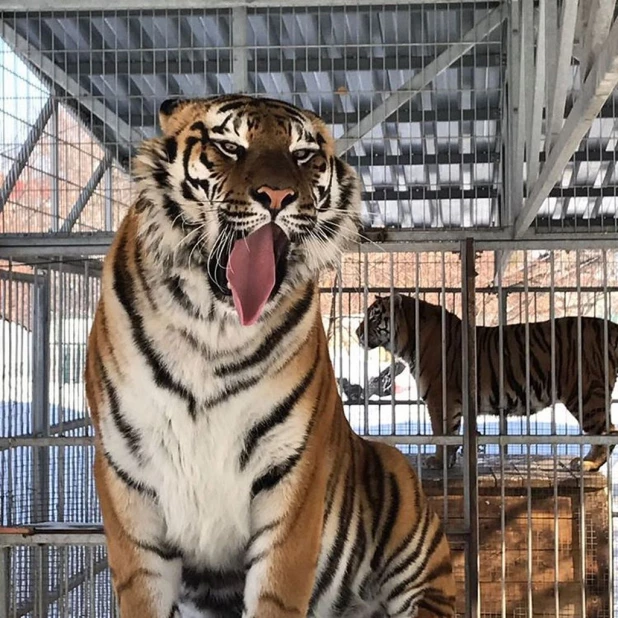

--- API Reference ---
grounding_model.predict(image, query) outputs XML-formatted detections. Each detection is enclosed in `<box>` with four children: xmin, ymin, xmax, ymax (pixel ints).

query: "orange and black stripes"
<box><xmin>359</xmin><ymin>294</ymin><xmax>618</xmax><ymax>471</ymax></box>
<box><xmin>86</xmin><ymin>95</ymin><xmax>452</xmax><ymax>618</ymax></box>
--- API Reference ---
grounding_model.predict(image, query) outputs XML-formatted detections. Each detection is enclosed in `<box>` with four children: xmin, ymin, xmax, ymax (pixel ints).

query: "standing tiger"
<box><xmin>85</xmin><ymin>96</ymin><xmax>455</xmax><ymax>618</ymax></box>
<box><xmin>356</xmin><ymin>294</ymin><xmax>618</xmax><ymax>472</ymax></box>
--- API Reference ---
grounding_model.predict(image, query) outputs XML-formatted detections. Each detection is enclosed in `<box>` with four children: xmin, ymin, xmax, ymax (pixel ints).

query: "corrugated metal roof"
<box><xmin>1</xmin><ymin>3</ymin><xmax>618</xmax><ymax>235</ymax></box>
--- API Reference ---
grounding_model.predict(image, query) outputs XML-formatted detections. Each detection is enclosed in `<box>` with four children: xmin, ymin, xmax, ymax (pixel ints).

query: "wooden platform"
<box><xmin>418</xmin><ymin>456</ymin><xmax>610</xmax><ymax>618</ymax></box>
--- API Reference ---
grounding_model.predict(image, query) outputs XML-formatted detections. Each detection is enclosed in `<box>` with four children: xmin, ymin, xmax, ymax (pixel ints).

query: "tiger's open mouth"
<box><xmin>207</xmin><ymin>223</ymin><xmax>290</xmax><ymax>325</ymax></box>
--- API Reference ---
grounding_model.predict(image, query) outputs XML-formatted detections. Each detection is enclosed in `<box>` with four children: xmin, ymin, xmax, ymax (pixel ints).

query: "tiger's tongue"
<box><xmin>227</xmin><ymin>223</ymin><xmax>276</xmax><ymax>326</ymax></box>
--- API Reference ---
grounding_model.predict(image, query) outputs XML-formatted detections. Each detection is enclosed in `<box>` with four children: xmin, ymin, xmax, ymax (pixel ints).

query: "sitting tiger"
<box><xmin>356</xmin><ymin>294</ymin><xmax>618</xmax><ymax>472</ymax></box>
<box><xmin>86</xmin><ymin>96</ymin><xmax>455</xmax><ymax>618</ymax></box>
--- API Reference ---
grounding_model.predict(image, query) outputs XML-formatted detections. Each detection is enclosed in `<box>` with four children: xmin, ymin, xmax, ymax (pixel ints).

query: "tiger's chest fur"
<box><xmin>100</xmin><ymin>270</ymin><xmax>313</xmax><ymax>570</ymax></box>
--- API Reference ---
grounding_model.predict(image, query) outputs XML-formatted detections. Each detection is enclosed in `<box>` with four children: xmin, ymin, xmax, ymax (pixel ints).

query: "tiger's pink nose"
<box><xmin>254</xmin><ymin>186</ymin><xmax>297</xmax><ymax>211</ymax></box>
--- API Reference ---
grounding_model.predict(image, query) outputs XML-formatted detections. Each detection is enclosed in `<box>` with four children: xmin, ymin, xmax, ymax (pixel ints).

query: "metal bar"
<box><xmin>514</xmin><ymin>13</ymin><xmax>618</xmax><ymax>236</ymax></box>
<box><xmin>527</xmin><ymin>0</ymin><xmax>546</xmax><ymax>188</ymax></box>
<box><xmin>545</xmin><ymin>0</ymin><xmax>579</xmax><ymax>153</ymax></box>
<box><xmin>15</xmin><ymin>557</ymin><xmax>109</xmax><ymax>618</ymax></box>
<box><xmin>11</xmin><ymin>229</ymin><xmax>618</xmax><ymax>259</ymax></box>
<box><xmin>505</xmin><ymin>0</ymin><xmax>522</xmax><ymax>226</ymax></box>
<box><xmin>31</xmin><ymin>270</ymin><xmax>50</xmax><ymax>618</ymax></box>
<box><xmin>232</xmin><ymin>6</ymin><xmax>248</xmax><ymax>93</ymax></box>
<box><xmin>461</xmin><ymin>238</ymin><xmax>479</xmax><ymax>618</ymax></box>
<box><xmin>0</xmin><ymin>550</ymin><xmax>8</xmax><ymax>618</ymax></box>
<box><xmin>104</xmin><ymin>165</ymin><xmax>113</xmax><ymax>232</ymax></box>
<box><xmin>0</xmin><ymin>19</ymin><xmax>142</xmax><ymax>157</ymax></box>
<box><xmin>335</xmin><ymin>6</ymin><xmax>506</xmax><ymax>155</ymax></box>
<box><xmin>50</xmin><ymin>100</ymin><xmax>60</xmax><ymax>233</ymax></box>
<box><xmin>58</xmin><ymin>153</ymin><xmax>113</xmax><ymax>234</ymax></box>
<box><xmin>579</xmin><ymin>0</ymin><xmax>616</xmax><ymax>82</ymax></box>
<box><xmin>63</xmin><ymin>53</ymin><xmax>505</xmax><ymax>77</ymax></box>
<box><xmin>0</xmin><ymin>97</ymin><xmax>55</xmax><ymax>213</ymax></box>
<box><xmin>129</xmin><ymin>106</ymin><xmax>502</xmax><ymax>130</ymax></box>
<box><xmin>4</xmin><ymin>433</ymin><xmax>618</xmax><ymax>449</ymax></box>
<box><xmin>7</xmin><ymin>0</ymin><xmax>506</xmax><ymax>9</ymax></box>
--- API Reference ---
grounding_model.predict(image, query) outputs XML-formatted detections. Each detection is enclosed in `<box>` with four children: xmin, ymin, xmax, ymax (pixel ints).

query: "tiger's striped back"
<box><xmin>357</xmin><ymin>294</ymin><xmax>618</xmax><ymax>472</ymax></box>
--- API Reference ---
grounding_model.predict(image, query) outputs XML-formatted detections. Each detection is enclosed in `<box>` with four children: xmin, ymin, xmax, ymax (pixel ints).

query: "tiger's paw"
<box><xmin>569</xmin><ymin>457</ymin><xmax>602</xmax><ymax>473</ymax></box>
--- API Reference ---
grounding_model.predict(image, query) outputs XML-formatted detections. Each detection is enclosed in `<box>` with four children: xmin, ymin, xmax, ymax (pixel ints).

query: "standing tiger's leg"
<box><xmin>425</xmin><ymin>402</ymin><xmax>459</xmax><ymax>470</ymax></box>
<box><xmin>568</xmin><ymin>391</ymin><xmax>616</xmax><ymax>472</ymax></box>
<box><xmin>95</xmin><ymin>451</ymin><xmax>182</xmax><ymax>618</ymax></box>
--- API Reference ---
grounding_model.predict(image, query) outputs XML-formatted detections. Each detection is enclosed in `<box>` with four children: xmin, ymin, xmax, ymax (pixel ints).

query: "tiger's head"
<box><xmin>356</xmin><ymin>294</ymin><xmax>403</xmax><ymax>350</ymax></box>
<box><xmin>133</xmin><ymin>95</ymin><xmax>360</xmax><ymax>325</ymax></box>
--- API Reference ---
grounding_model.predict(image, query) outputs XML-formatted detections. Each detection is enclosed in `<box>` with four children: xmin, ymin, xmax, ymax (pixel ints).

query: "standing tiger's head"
<box><xmin>356</xmin><ymin>294</ymin><xmax>403</xmax><ymax>350</ymax></box>
<box><xmin>133</xmin><ymin>94</ymin><xmax>361</xmax><ymax>325</ymax></box>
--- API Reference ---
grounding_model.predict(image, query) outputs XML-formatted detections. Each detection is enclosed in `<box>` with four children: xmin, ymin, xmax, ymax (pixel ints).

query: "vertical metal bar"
<box><xmin>602</xmin><ymin>248</ymin><xmax>614</xmax><ymax>618</ymax></box>
<box><xmin>50</xmin><ymin>101</ymin><xmax>60</xmax><ymax>233</ymax></box>
<box><xmin>32</xmin><ymin>269</ymin><xmax>50</xmax><ymax>618</ymax></box>
<box><xmin>0</xmin><ymin>549</ymin><xmax>9</xmax><ymax>618</ymax></box>
<box><xmin>461</xmin><ymin>238</ymin><xmax>479</xmax><ymax>618</ymax></box>
<box><xmin>550</xmin><ymin>250</ymin><xmax>560</xmax><ymax>618</ymax></box>
<box><xmin>104</xmin><ymin>165</ymin><xmax>113</xmax><ymax>232</ymax></box>
<box><xmin>232</xmin><ymin>7</ymin><xmax>248</xmax><ymax>94</ymax></box>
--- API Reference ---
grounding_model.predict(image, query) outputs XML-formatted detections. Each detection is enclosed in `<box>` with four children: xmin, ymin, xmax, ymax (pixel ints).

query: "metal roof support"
<box><xmin>65</xmin><ymin>53</ymin><xmax>504</xmax><ymax>77</ymax></box>
<box><xmin>0</xmin><ymin>19</ymin><xmax>142</xmax><ymax>162</ymax></box>
<box><xmin>579</xmin><ymin>0</ymin><xmax>616</xmax><ymax>82</ymax></box>
<box><xmin>513</xmin><ymin>14</ymin><xmax>618</xmax><ymax>237</ymax></box>
<box><xmin>232</xmin><ymin>6</ymin><xmax>248</xmax><ymax>94</ymax></box>
<box><xmin>590</xmin><ymin>159</ymin><xmax>615</xmax><ymax>218</ymax></box>
<box><xmin>0</xmin><ymin>97</ymin><xmax>54</xmax><ymax>213</ymax></box>
<box><xmin>334</xmin><ymin>5</ymin><xmax>505</xmax><ymax>156</ymax></box>
<box><xmin>545</xmin><ymin>0</ymin><xmax>579</xmax><ymax>153</ymax></box>
<box><xmin>526</xmin><ymin>0</ymin><xmax>545</xmax><ymax>188</ymax></box>
<box><xmin>58</xmin><ymin>153</ymin><xmax>114</xmax><ymax>234</ymax></box>
<box><xmin>11</xmin><ymin>0</ymin><xmax>506</xmax><ymax>8</ymax></box>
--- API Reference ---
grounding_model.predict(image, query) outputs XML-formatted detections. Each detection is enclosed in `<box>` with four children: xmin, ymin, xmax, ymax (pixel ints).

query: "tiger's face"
<box><xmin>356</xmin><ymin>295</ymin><xmax>401</xmax><ymax>350</ymax></box>
<box><xmin>133</xmin><ymin>95</ymin><xmax>360</xmax><ymax>324</ymax></box>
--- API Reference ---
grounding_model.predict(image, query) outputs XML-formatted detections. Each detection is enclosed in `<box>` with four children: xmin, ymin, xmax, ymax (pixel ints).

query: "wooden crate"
<box><xmin>417</xmin><ymin>456</ymin><xmax>610</xmax><ymax>618</ymax></box>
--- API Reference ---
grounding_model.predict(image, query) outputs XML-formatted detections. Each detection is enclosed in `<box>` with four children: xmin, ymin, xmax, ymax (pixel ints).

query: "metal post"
<box><xmin>0</xmin><ymin>549</ymin><xmax>9</xmax><ymax>618</ymax></box>
<box><xmin>104</xmin><ymin>165</ymin><xmax>113</xmax><ymax>232</ymax></box>
<box><xmin>32</xmin><ymin>269</ymin><xmax>51</xmax><ymax>618</ymax></box>
<box><xmin>461</xmin><ymin>238</ymin><xmax>479</xmax><ymax>618</ymax></box>
<box><xmin>50</xmin><ymin>101</ymin><xmax>60</xmax><ymax>233</ymax></box>
<box><xmin>232</xmin><ymin>6</ymin><xmax>248</xmax><ymax>94</ymax></box>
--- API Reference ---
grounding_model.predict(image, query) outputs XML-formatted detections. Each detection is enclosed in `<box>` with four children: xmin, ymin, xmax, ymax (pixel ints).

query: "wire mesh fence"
<box><xmin>0</xmin><ymin>246</ymin><xmax>617</xmax><ymax>616</ymax></box>
<box><xmin>2</xmin><ymin>1</ymin><xmax>618</xmax><ymax>617</ymax></box>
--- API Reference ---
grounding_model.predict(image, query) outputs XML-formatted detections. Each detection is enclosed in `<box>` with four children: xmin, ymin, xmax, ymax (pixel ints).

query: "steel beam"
<box><xmin>0</xmin><ymin>97</ymin><xmax>54</xmax><ymax>213</ymax></box>
<box><xmin>579</xmin><ymin>0</ymin><xmax>616</xmax><ymax>82</ymax></box>
<box><xmin>0</xmin><ymin>19</ymin><xmax>142</xmax><ymax>160</ymax></box>
<box><xmin>8</xmin><ymin>0</ymin><xmax>505</xmax><ymax>9</ymax></box>
<box><xmin>64</xmin><ymin>53</ymin><xmax>504</xmax><ymax>77</ymax></box>
<box><xmin>335</xmin><ymin>6</ymin><xmax>506</xmax><ymax>155</ymax></box>
<box><xmin>545</xmin><ymin>0</ymin><xmax>580</xmax><ymax>153</ymax></box>
<box><xmin>58</xmin><ymin>153</ymin><xmax>113</xmax><ymax>234</ymax></box>
<box><xmin>133</xmin><ymin>106</ymin><xmax>501</xmax><ymax>130</ymax></box>
<box><xmin>6</xmin><ymin>228</ymin><xmax>618</xmax><ymax>259</ymax></box>
<box><xmin>514</xmin><ymin>13</ymin><xmax>618</xmax><ymax>237</ymax></box>
<box><xmin>31</xmin><ymin>271</ymin><xmax>50</xmax><ymax>618</ymax></box>
<box><xmin>232</xmin><ymin>6</ymin><xmax>248</xmax><ymax>94</ymax></box>
<box><xmin>526</xmin><ymin>0</ymin><xmax>546</xmax><ymax>188</ymax></box>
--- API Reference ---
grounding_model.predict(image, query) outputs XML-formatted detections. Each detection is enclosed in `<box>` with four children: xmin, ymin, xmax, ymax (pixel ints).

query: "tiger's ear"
<box><xmin>159</xmin><ymin>98</ymin><xmax>193</xmax><ymax>135</ymax></box>
<box><xmin>393</xmin><ymin>294</ymin><xmax>403</xmax><ymax>308</ymax></box>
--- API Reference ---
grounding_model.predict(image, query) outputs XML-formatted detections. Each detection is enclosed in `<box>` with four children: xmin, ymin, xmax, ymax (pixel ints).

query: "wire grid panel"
<box><xmin>319</xmin><ymin>247</ymin><xmax>618</xmax><ymax>617</ymax></box>
<box><xmin>0</xmin><ymin>3</ymin><xmax>504</xmax><ymax>236</ymax></box>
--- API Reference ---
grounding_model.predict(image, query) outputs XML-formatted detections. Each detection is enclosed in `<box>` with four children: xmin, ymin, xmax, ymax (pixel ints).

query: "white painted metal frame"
<box><xmin>335</xmin><ymin>6</ymin><xmax>506</xmax><ymax>156</ymax></box>
<box><xmin>514</xmin><ymin>9</ymin><xmax>618</xmax><ymax>237</ymax></box>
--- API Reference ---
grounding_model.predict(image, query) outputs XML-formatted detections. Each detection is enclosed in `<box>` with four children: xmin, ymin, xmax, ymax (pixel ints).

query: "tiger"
<box><xmin>85</xmin><ymin>95</ymin><xmax>456</xmax><ymax>618</ymax></box>
<box><xmin>356</xmin><ymin>293</ymin><xmax>618</xmax><ymax>472</ymax></box>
